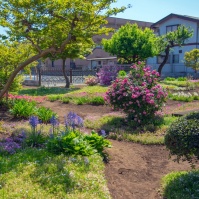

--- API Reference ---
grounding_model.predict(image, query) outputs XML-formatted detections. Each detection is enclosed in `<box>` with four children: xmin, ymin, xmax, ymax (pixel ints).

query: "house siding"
<box><xmin>148</xmin><ymin>15</ymin><xmax>199</xmax><ymax>77</ymax></box>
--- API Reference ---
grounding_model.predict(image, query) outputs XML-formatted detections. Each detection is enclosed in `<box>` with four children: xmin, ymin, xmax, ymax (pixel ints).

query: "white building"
<box><xmin>147</xmin><ymin>13</ymin><xmax>199</xmax><ymax>77</ymax></box>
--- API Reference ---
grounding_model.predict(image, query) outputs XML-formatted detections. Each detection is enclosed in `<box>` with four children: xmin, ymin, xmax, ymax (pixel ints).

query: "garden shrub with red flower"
<box><xmin>104</xmin><ymin>62</ymin><xmax>167</xmax><ymax>124</ymax></box>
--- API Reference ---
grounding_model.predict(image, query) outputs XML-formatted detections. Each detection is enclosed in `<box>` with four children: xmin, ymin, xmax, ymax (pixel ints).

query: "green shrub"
<box><xmin>47</xmin><ymin>95</ymin><xmax>61</xmax><ymax>102</ymax></box>
<box><xmin>9</xmin><ymin>100</ymin><xmax>37</xmax><ymax>118</ymax></box>
<box><xmin>73</xmin><ymin>97</ymin><xmax>89</xmax><ymax>105</ymax></box>
<box><xmin>36</xmin><ymin>106</ymin><xmax>56</xmax><ymax>123</ymax></box>
<box><xmin>61</xmin><ymin>97</ymin><xmax>70</xmax><ymax>104</ymax></box>
<box><xmin>164</xmin><ymin>112</ymin><xmax>199</xmax><ymax>163</ymax></box>
<box><xmin>164</xmin><ymin>77</ymin><xmax>176</xmax><ymax>81</ymax></box>
<box><xmin>89</xmin><ymin>96</ymin><xmax>105</xmax><ymax>105</ymax></box>
<box><xmin>117</xmin><ymin>70</ymin><xmax>127</xmax><ymax>78</ymax></box>
<box><xmin>177</xmin><ymin>77</ymin><xmax>187</xmax><ymax>81</ymax></box>
<box><xmin>47</xmin><ymin>130</ymin><xmax>111</xmax><ymax>157</ymax></box>
<box><xmin>162</xmin><ymin>170</ymin><xmax>199</xmax><ymax>199</ymax></box>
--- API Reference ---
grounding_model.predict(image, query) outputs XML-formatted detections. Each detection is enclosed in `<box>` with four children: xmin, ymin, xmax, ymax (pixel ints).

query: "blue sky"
<box><xmin>1</xmin><ymin>0</ymin><xmax>199</xmax><ymax>34</ymax></box>
<box><xmin>114</xmin><ymin>0</ymin><xmax>199</xmax><ymax>22</ymax></box>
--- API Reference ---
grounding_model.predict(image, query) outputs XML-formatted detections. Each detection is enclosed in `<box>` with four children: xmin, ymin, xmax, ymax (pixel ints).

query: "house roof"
<box><xmin>87</xmin><ymin>57</ymin><xmax>117</xmax><ymax>61</ymax></box>
<box><xmin>151</xmin><ymin>13</ymin><xmax>199</xmax><ymax>28</ymax></box>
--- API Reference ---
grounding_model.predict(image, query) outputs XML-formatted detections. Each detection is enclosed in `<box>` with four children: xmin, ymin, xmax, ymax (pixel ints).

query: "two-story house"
<box><xmin>147</xmin><ymin>13</ymin><xmax>199</xmax><ymax>77</ymax></box>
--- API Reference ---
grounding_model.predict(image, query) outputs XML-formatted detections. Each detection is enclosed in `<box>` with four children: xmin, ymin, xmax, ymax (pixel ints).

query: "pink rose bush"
<box><xmin>104</xmin><ymin>62</ymin><xmax>167</xmax><ymax>124</ymax></box>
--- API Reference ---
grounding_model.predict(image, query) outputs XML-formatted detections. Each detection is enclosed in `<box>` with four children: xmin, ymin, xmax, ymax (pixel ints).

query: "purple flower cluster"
<box><xmin>65</xmin><ymin>112</ymin><xmax>83</xmax><ymax>129</ymax></box>
<box><xmin>105</xmin><ymin>62</ymin><xmax>167</xmax><ymax>123</ymax></box>
<box><xmin>29</xmin><ymin>116</ymin><xmax>39</xmax><ymax>128</ymax></box>
<box><xmin>97</xmin><ymin>65</ymin><xmax>122</xmax><ymax>85</ymax></box>
<box><xmin>0</xmin><ymin>132</ymin><xmax>26</xmax><ymax>154</ymax></box>
<box><xmin>50</xmin><ymin>115</ymin><xmax>59</xmax><ymax>127</ymax></box>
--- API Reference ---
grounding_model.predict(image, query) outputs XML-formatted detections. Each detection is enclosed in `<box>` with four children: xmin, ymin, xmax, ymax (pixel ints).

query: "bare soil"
<box><xmin>1</xmin><ymin>100</ymin><xmax>199</xmax><ymax>198</ymax></box>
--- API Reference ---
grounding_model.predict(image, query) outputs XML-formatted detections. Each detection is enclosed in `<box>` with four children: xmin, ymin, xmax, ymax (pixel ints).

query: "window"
<box><xmin>172</xmin><ymin>54</ymin><xmax>179</xmax><ymax>63</ymax></box>
<box><xmin>166</xmin><ymin>25</ymin><xmax>179</xmax><ymax>33</ymax></box>
<box><xmin>52</xmin><ymin>61</ymin><xmax>54</xmax><ymax>67</ymax></box>
<box><xmin>157</xmin><ymin>55</ymin><xmax>170</xmax><ymax>64</ymax></box>
<box><xmin>98</xmin><ymin>61</ymin><xmax>101</xmax><ymax>65</ymax></box>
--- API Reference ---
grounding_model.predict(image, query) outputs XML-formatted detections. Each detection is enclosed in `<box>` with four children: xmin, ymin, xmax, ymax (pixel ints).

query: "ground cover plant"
<box><xmin>85</xmin><ymin>114</ymin><xmax>177</xmax><ymax>145</ymax></box>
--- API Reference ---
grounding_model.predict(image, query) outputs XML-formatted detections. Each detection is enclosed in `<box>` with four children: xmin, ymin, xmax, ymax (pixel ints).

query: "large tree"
<box><xmin>184</xmin><ymin>48</ymin><xmax>199</xmax><ymax>74</ymax></box>
<box><xmin>157</xmin><ymin>25</ymin><xmax>193</xmax><ymax>75</ymax></box>
<box><xmin>102</xmin><ymin>23</ymin><xmax>159</xmax><ymax>64</ymax></box>
<box><xmin>0</xmin><ymin>0</ymin><xmax>127</xmax><ymax>99</ymax></box>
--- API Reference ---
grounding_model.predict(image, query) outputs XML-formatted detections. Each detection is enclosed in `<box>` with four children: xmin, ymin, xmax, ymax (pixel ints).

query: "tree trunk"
<box><xmin>158</xmin><ymin>45</ymin><xmax>170</xmax><ymax>76</ymax></box>
<box><xmin>62</xmin><ymin>58</ymin><xmax>70</xmax><ymax>88</ymax></box>
<box><xmin>0</xmin><ymin>48</ymin><xmax>56</xmax><ymax>99</ymax></box>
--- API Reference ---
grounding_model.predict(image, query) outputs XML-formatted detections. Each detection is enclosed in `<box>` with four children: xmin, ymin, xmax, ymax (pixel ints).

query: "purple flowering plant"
<box><xmin>64</xmin><ymin>111</ymin><xmax>83</xmax><ymax>131</ymax></box>
<box><xmin>104</xmin><ymin>62</ymin><xmax>167</xmax><ymax>124</ymax></box>
<box><xmin>97</xmin><ymin>65</ymin><xmax>123</xmax><ymax>85</ymax></box>
<box><xmin>0</xmin><ymin>132</ymin><xmax>26</xmax><ymax>154</ymax></box>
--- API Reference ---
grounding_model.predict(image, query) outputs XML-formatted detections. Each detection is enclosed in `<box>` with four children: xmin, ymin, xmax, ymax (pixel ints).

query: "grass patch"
<box><xmin>69</xmin><ymin>85</ymin><xmax>108</xmax><ymax>95</ymax></box>
<box><xmin>17</xmin><ymin>86</ymin><xmax>79</xmax><ymax>96</ymax></box>
<box><xmin>0</xmin><ymin>148</ymin><xmax>111</xmax><ymax>199</ymax></box>
<box><xmin>85</xmin><ymin>115</ymin><xmax>177</xmax><ymax>145</ymax></box>
<box><xmin>162</xmin><ymin>170</ymin><xmax>199</xmax><ymax>199</ymax></box>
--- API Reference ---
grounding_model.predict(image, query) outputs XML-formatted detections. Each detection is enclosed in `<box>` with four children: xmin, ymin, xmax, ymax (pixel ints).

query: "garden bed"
<box><xmin>1</xmin><ymin>98</ymin><xmax>199</xmax><ymax>198</ymax></box>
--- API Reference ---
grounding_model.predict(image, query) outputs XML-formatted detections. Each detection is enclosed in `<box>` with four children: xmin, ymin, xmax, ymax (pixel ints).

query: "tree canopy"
<box><xmin>0</xmin><ymin>0</ymin><xmax>127</xmax><ymax>98</ymax></box>
<box><xmin>0</xmin><ymin>41</ymin><xmax>37</xmax><ymax>92</ymax></box>
<box><xmin>102</xmin><ymin>23</ymin><xmax>159</xmax><ymax>64</ymax></box>
<box><xmin>157</xmin><ymin>25</ymin><xmax>193</xmax><ymax>75</ymax></box>
<box><xmin>184</xmin><ymin>48</ymin><xmax>199</xmax><ymax>74</ymax></box>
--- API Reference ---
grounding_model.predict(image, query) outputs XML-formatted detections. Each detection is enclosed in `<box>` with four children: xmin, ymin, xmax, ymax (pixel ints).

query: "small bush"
<box><xmin>61</xmin><ymin>97</ymin><xmax>70</xmax><ymax>104</ymax></box>
<box><xmin>47</xmin><ymin>95</ymin><xmax>61</xmax><ymax>102</ymax></box>
<box><xmin>162</xmin><ymin>170</ymin><xmax>199</xmax><ymax>199</ymax></box>
<box><xmin>164</xmin><ymin>77</ymin><xmax>176</xmax><ymax>81</ymax></box>
<box><xmin>36</xmin><ymin>106</ymin><xmax>56</xmax><ymax>123</ymax></box>
<box><xmin>105</xmin><ymin>62</ymin><xmax>167</xmax><ymax>124</ymax></box>
<box><xmin>89</xmin><ymin>96</ymin><xmax>105</xmax><ymax>105</ymax></box>
<box><xmin>10</xmin><ymin>99</ymin><xmax>37</xmax><ymax>118</ymax></box>
<box><xmin>165</xmin><ymin>112</ymin><xmax>199</xmax><ymax>163</ymax></box>
<box><xmin>84</xmin><ymin>75</ymin><xmax>98</xmax><ymax>86</ymax></box>
<box><xmin>47</xmin><ymin>130</ymin><xmax>111</xmax><ymax>156</ymax></box>
<box><xmin>117</xmin><ymin>70</ymin><xmax>127</xmax><ymax>78</ymax></box>
<box><xmin>97</xmin><ymin>65</ymin><xmax>122</xmax><ymax>85</ymax></box>
<box><xmin>177</xmin><ymin>77</ymin><xmax>187</xmax><ymax>81</ymax></box>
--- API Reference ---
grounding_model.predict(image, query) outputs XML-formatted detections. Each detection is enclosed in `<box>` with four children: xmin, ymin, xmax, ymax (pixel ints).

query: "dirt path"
<box><xmin>105</xmin><ymin>140</ymin><xmax>198</xmax><ymax>199</ymax></box>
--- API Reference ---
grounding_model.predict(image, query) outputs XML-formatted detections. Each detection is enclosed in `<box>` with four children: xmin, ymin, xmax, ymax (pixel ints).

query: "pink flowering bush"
<box><xmin>104</xmin><ymin>62</ymin><xmax>167</xmax><ymax>124</ymax></box>
<box><xmin>84</xmin><ymin>75</ymin><xmax>99</xmax><ymax>86</ymax></box>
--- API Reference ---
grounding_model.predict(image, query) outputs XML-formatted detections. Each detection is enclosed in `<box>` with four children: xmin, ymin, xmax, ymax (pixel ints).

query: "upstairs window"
<box><xmin>166</xmin><ymin>25</ymin><xmax>179</xmax><ymax>33</ymax></box>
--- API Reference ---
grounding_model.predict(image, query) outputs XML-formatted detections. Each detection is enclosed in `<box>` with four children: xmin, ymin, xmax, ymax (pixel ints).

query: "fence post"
<box><xmin>38</xmin><ymin>67</ymin><xmax>41</xmax><ymax>86</ymax></box>
<box><xmin>70</xmin><ymin>69</ymin><xmax>72</xmax><ymax>83</ymax></box>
